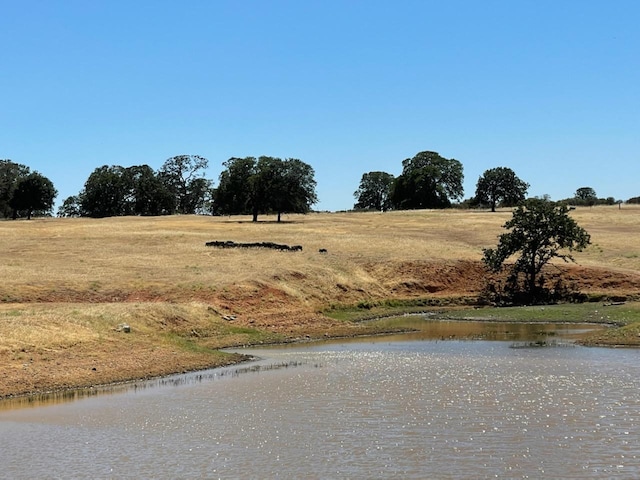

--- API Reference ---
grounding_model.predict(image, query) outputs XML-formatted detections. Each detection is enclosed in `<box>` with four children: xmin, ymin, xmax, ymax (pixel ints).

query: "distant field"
<box><xmin>2</xmin><ymin>205</ymin><xmax>639</xmax><ymax>301</ymax></box>
<box><xmin>1</xmin><ymin>205</ymin><xmax>639</xmax><ymax>398</ymax></box>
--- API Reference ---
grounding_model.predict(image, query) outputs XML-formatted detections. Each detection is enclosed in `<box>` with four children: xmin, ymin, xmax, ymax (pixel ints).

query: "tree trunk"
<box><xmin>277</xmin><ymin>212</ymin><xmax>281</xmax><ymax>223</ymax></box>
<box><xmin>528</xmin><ymin>263</ymin><xmax>537</xmax><ymax>299</ymax></box>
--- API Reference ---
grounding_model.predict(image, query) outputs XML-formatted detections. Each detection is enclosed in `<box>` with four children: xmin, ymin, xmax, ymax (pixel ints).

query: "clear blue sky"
<box><xmin>2</xmin><ymin>0</ymin><xmax>638</xmax><ymax>212</ymax></box>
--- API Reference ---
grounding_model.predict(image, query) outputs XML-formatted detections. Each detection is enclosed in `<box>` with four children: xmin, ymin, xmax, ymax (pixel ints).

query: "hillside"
<box><xmin>1</xmin><ymin>206</ymin><xmax>639</xmax><ymax>398</ymax></box>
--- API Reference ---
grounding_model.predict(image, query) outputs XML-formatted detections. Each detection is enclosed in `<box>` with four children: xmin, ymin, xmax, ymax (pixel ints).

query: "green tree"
<box><xmin>354</xmin><ymin>171</ymin><xmax>395</xmax><ymax>211</ymax></box>
<box><xmin>77</xmin><ymin>164</ymin><xmax>177</xmax><ymax>217</ymax></box>
<box><xmin>9</xmin><ymin>172</ymin><xmax>57</xmax><ymax>219</ymax></box>
<box><xmin>391</xmin><ymin>151</ymin><xmax>463</xmax><ymax>209</ymax></box>
<box><xmin>482</xmin><ymin>199</ymin><xmax>591</xmax><ymax>302</ymax></box>
<box><xmin>214</xmin><ymin>156</ymin><xmax>318</xmax><ymax>222</ymax></box>
<box><xmin>475</xmin><ymin>167</ymin><xmax>529</xmax><ymax>212</ymax></box>
<box><xmin>214</xmin><ymin>157</ymin><xmax>257</xmax><ymax>217</ymax></box>
<box><xmin>269</xmin><ymin>158</ymin><xmax>317</xmax><ymax>222</ymax></box>
<box><xmin>574</xmin><ymin>187</ymin><xmax>597</xmax><ymax>207</ymax></box>
<box><xmin>123</xmin><ymin>165</ymin><xmax>174</xmax><ymax>216</ymax></box>
<box><xmin>57</xmin><ymin>195</ymin><xmax>81</xmax><ymax>217</ymax></box>
<box><xmin>0</xmin><ymin>160</ymin><xmax>31</xmax><ymax>218</ymax></box>
<box><xmin>158</xmin><ymin>155</ymin><xmax>211</xmax><ymax>214</ymax></box>
<box><xmin>79</xmin><ymin>165</ymin><xmax>130</xmax><ymax>217</ymax></box>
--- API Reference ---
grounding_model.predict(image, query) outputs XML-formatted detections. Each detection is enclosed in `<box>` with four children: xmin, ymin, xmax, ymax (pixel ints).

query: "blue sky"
<box><xmin>2</xmin><ymin>0</ymin><xmax>638</xmax><ymax>212</ymax></box>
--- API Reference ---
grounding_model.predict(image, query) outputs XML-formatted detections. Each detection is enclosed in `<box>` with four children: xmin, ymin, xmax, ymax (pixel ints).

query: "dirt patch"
<box><xmin>2</xmin><ymin>258</ymin><xmax>639</xmax><ymax>400</ymax></box>
<box><xmin>0</xmin><ymin>341</ymin><xmax>246</xmax><ymax>399</ymax></box>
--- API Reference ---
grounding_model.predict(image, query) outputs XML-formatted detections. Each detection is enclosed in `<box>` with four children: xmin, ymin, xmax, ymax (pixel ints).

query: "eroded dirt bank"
<box><xmin>2</xmin><ymin>260</ymin><xmax>640</xmax><ymax>399</ymax></box>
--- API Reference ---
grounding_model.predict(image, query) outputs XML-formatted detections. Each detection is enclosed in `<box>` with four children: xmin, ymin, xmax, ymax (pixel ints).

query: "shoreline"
<box><xmin>1</xmin><ymin>307</ymin><xmax>634</xmax><ymax>405</ymax></box>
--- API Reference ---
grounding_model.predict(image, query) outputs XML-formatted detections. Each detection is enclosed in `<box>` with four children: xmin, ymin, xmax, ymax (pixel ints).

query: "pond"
<box><xmin>1</xmin><ymin>320</ymin><xmax>638</xmax><ymax>479</ymax></box>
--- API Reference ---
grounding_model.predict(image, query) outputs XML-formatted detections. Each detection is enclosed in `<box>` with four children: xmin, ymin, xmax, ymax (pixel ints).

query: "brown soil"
<box><xmin>3</xmin><ymin>258</ymin><xmax>639</xmax><ymax>400</ymax></box>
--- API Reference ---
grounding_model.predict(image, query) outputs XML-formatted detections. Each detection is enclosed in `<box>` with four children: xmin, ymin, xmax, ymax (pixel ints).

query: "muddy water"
<box><xmin>1</xmin><ymin>321</ymin><xmax>639</xmax><ymax>479</ymax></box>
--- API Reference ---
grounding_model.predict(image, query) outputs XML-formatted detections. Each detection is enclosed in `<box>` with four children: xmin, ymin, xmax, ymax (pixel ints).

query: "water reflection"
<box><xmin>0</xmin><ymin>360</ymin><xmax>312</xmax><ymax>412</ymax></box>
<box><xmin>0</xmin><ymin>320</ymin><xmax>603</xmax><ymax>412</ymax></box>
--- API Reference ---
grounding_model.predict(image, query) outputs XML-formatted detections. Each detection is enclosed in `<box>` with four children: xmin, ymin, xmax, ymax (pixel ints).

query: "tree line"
<box><xmin>2</xmin><ymin>155</ymin><xmax>318</xmax><ymax>222</ymax></box>
<box><xmin>58</xmin><ymin>155</ymin><xmax>317</xmax><ymax>222</ymax></box>
<box><xmin>353</xmin><ymin>151</ymin><xmax>532</xmax><ymax>212</ymax></box>
<box><xmin>58</xmin><ymin>156</ymin><xmax>213</xmax><ymax>218</ymax></box>
<box><xmin>353</xmin><ymin>150</ymin><xmax>630</xmax><ymax>212</ymax></box>
<box><xmin>1</xmin><ymin>149</ymin><xmax>636</xmax><ymax>220</ymax></box>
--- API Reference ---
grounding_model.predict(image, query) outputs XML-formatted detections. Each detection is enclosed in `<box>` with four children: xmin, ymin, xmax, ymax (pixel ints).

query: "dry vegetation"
<box><xmin>1</xmin><ymin>205</ymin><xmax>640</xmax><ymax>398</ymax></box>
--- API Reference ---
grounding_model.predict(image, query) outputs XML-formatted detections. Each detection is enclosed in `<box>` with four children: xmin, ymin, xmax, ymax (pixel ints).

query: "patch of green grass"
<box><xmin>324</xmin><ymin>303</ymin><xmax>428</xmax><ymax>322</ymax></box>
<box><xmin>225</xmin><ymin>325</ymin><xmax>262</xmax><ymax>335</ymax></box>
<box><xmin>163</xmin><ymin>333</ymin><xmax>223</xmax><ymax>355</ymax></box>
<box><xmin>324</xmin><ymin>297</ymin><xmax>476</xmax><ymax>322</ymax></box>
<box><xmin>440</xmin><ymin>302</ymin><xmax>640</xmax><ymax>326</ymax></box>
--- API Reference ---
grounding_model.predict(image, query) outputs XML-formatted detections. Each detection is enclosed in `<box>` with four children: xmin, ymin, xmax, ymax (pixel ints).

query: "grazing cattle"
<box><xmin>206</xmin><ymin>240</ymin><xmax>303</xmax><ymax>251</ymax></box>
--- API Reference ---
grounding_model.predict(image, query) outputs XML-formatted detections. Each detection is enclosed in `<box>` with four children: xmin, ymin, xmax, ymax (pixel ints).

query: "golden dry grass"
<box><xmin>1</xmin><ymin>205</ymin><xmax>639</xmax><ymax>397</ymax></box>
<box><xmin>2</xmin><ymin>206</ymin><xmax>639</xmax><ymax>300</ymax></box>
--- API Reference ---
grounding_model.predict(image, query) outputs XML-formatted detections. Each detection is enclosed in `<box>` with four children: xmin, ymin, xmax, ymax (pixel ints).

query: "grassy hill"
<box><xmin>1</xmin><ymin>206</ymin><xmax>639</xmax><ymax>398</ymax></box>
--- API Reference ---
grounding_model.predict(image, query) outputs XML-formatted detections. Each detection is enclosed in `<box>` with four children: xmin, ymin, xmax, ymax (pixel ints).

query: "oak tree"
<box><xmin>574</xmin><ymin>187</ymin><xmax>597</xmax><ymax>207</ymax></box>
<box><xmin>9</xmin><ymin>172</ymin><xmax>57</xmax><ymax>219</ymax></box>
<box><xmin>475</xmin><ymin>167</ymin><xmax>529</xmax><ymax>212</ymax></box>
<box><xmin>214</xmin><ymin>156</ymin><xmax>317</xmax><ymax>222</ymax></box>
<box><xmin>158</xmin><ymin>155</ymin><xmax>212</xmax><ymax>214</ymax></box>
<box><xmin>0</xmin><ymin>160</ymin><xmax>30</xmax><ymax>218</ymax></box>
<box><xmin>391</xmin><ymin>151</ymin><xmax>463</xmax><ymax>209</ymax></box>
<box><xmin>483</xmin><ymin>199</ymin><xmax>591</xmax><ymax>302</ymax></box>
<box><xmin>354</xmin><ymin>171</ymin><xmax>395</xmax><ymax>211</ymax></box>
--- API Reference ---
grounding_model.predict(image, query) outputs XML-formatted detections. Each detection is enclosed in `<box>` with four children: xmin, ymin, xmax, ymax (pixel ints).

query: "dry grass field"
<box><xmin>1</xmin><ymin>205</ymin><xmax>640</xmax><ymax>398</ymax></box>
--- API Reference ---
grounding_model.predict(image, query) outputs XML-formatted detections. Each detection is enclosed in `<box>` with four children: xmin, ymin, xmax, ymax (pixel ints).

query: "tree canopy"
<box><xmin>482</xmin><ymin>199</ymin><xmax>591</xmax><ymax>303</ymax></box>
<box><xmin>124</xmin><ymin>164</ymin><xmax>175</xmax><ymax>216</ymax></box>
<box><xmin>57</xmin><ymin>195</ymin><xmax>81</xmax><ymax>218</ymax></box>
<box><xmin>267</xmin><ymin>158</ymin><xmax>318</xmax><ymax>221</ymax></box>
<box><xmin>0</xmin><ymin>160</ymin><xmax>57</xmax><ymax>219</ymax></box>
<box><xmin>354</xmin><ymin>171</ymin><xmax>395</xmax><ymax>211</ymax></box>
<box><xmin>214</xmin><ymin>156</ymin><xmax>317</xmax><ymax>222</ymax></box>
<box><xmin>390</xmin><ymin>151</ymin><xmax>463</xmax><ymax>209</ymax></box>
<box><xmin>9</xmin><ymin>172</ymin><xmax>57</xmax><ymax>219</ymax></box>
<box><xmin>76</xmin><ymin>164</ymin><xmax>174</xmax><ymax>218</ymax></box>
<box><xmin>573</xmin><ymin>187</ymin><xmax>597</xmax><ymax>206</ymax></box>
<box><xmin>475</xmin><ymin>167</ymin><xmax>529</xmax><ymax>212</ymax></box>
<box><xmin>0</xmin><ymin>160</ymin><xmax>30</xmax><ymax>218</ymax></box>
<box><xmin>214</xmin><ymin>157</ymin><xmax>258</xmax><ymax>218</ymax></box>
<box><xmin>65</xmin><ymin>157</ymin><xmax>212</xmax><ymax>218</ymax></box>
<box><xmin>158</xmin><ymin>155</ymin><xmax>212</xmax><ymax>214</ymax></box>
<box><xmin>79</xmin><ymin>165</ymin><xmax>132</xmax><ymax>218</ymax></box>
